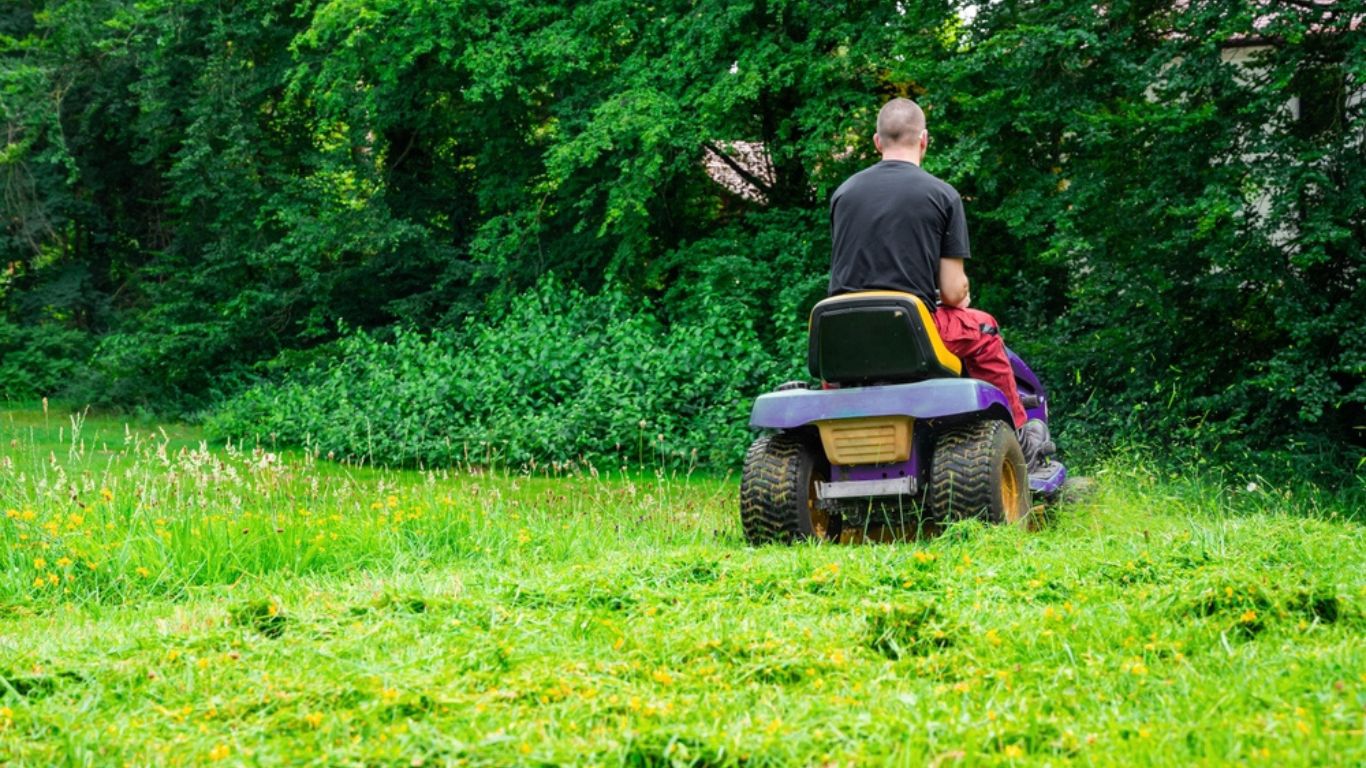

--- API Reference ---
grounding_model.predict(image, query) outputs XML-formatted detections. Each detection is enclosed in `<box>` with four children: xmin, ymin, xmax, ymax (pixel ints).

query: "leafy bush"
<box><xmin>0</xmin><ymin>317</ymin><xmax>92</xmax><ymax>402</ymax></box>
<box><xmin>207</xmin><ymin>277</ymin><xmax>788</xmax><ymax>468</ymax></box>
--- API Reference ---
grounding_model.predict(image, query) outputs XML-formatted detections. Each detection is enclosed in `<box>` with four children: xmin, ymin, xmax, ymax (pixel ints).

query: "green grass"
<box><xmin>1</xmin><ymin>406</ymin><xmax>1364</xmax><ymax>766</ymax></box>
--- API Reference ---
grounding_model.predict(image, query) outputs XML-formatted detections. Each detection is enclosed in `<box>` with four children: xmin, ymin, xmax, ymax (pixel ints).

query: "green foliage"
<box><xmin>0</xmin><ymin>318</ymin><xmax>91</xmax><ymax>401</ymax></box>
<box><xmin>924</xmin><ymin>0</ymin><xmax>1366</xmax><ymax>471</ymax></box>
<box><xmin>208</xmin><ymin>277</ymin><xmax>785</xmax><ymax>467</ymax></box>
<box><xmin>0</xmin><ymin>259</ymin><xmax>100</xmax><ymax>401</ymax></box>
<box><xmin>2</xmin><ymin>0</ymin><xmax>1362</xmax><ymax>475</ymax></box>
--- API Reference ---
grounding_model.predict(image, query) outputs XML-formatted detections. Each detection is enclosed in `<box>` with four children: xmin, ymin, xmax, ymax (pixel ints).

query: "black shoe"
<box><xmin>1017</xmin><ymin>418</ymin><xmax>1056</xmax><ymax>473</ymax></box>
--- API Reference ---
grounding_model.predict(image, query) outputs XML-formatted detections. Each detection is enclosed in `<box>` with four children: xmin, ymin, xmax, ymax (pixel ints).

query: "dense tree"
<box><xmin>1</xmin><ymin>0</ymin><xmax>1361</xmax><ymax>473</ymax></box>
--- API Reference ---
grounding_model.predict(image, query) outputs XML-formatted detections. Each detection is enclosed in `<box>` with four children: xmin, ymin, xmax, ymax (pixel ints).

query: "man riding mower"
<box><xmin>738</xmin><ymin>97</ymin><xmax>1062</xmax><ymax>544</ymax></box>
<box><xmin>738</xmin><ymin>290</ymin><xmax>1065</xmax><ymax>544</ymax></box>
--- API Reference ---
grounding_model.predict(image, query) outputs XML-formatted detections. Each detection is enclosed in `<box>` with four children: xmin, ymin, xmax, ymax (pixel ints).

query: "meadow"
<box><xmin>1</xmin><ymin>406</ymin><xmax>1363</xmax><ymax>766</ymax></box>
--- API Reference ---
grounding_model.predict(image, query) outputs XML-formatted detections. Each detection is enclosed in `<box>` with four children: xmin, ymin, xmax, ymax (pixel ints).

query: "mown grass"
<box><xmin>1</xmin><ymin>406</ymin><xmax>1364</xmax><ymax>766</ymax></box>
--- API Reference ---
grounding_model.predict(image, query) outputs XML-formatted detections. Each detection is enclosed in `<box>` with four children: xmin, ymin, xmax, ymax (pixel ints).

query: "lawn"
<box><xmin>1</xmin><ymin>406</ymin><xmax>1363</xmax><ymax>766</ymax></box>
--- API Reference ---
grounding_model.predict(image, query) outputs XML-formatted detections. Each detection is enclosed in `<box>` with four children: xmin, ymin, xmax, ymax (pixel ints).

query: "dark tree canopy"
<box><xmin>2</xmin><ymin>0</ymin><xmax>1362</xmax><ymax>476</ymax></box>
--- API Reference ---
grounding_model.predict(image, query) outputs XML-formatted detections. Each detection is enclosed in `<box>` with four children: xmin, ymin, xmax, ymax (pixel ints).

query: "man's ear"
<box><xmin>873</xmin><ymin>133</ymin><xmax>883</xmax><ymax>153</ymax></box>
<box><xmin>920</xmin><ymin>130</ymin><xmax>929</xmax><ymax>156</ymax></box>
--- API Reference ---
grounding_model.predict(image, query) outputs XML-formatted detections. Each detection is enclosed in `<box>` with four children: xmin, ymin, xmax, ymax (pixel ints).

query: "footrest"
<box><xmin>1028</xmin><ymin>460</ymin><xmax>1067</xmax><ymax>496</ymax></box>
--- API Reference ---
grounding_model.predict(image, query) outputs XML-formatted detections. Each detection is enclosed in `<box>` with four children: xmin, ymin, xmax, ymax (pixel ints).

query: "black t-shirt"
<box><xmin>828</xmin><ymin>160</ymin><xmax>970</xmax><ymax>306</ymax></box>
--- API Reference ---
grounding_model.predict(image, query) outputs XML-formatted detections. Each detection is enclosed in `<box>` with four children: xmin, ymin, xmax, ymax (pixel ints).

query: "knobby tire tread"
<box><xmin>930</xmin><ymin>420</ymin><xmax>1004</xmax><ymax>521</ymax></box>
<box><xmin>739</xmin><ymin>433</ymin><xmax>809</xmax><ymax>545</ymax></box>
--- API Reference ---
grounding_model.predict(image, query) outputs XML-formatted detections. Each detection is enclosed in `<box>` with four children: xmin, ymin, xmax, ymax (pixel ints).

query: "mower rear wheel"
<box><xmin>929</xmin><ymin>420</ymin><xmax>1032</xmax><ymax>525</ymax></box>
<box><xmin>740</xmin><ymin>433</ymin><xmax>839</xmax><ymax>545</ymax></box>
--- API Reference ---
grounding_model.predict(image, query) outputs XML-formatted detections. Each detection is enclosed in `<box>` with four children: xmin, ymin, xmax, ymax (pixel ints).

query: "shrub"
<box><xmin>207</xmin><ymin>277</ymin><xmax>789</xmax><ymax>468</ymax></box>
<box><xmin>0</xmin><ymin>317</ymin><xmax>93</xmax><ymax>402</ymax></box>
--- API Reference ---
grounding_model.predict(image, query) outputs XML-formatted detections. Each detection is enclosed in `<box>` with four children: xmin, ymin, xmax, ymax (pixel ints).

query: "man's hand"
<box><xmin>939</xmin><ymin>257</ymin><xmax>971</xmax><ymax>307</ymax></box>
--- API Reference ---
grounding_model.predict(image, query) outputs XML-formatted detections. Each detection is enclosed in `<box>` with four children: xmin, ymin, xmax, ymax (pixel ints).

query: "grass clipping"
<box><xmin>0</xmin><ymin>407</ymin><xmax>1364</xmax><ymax>765</ymax></box>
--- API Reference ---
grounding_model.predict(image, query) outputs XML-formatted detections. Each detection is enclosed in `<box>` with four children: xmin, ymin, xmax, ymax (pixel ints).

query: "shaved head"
<box><xmin>876</xmin><ymin>98</ymin><xmax>926</xmax><ymax>148</ymax></box>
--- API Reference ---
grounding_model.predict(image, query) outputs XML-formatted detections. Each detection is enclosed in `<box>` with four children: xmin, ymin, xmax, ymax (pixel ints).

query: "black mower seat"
<box><xmin>807</xmin><ymin>291</ymin><xmax>963</xmax><ymax>385</ymax></box>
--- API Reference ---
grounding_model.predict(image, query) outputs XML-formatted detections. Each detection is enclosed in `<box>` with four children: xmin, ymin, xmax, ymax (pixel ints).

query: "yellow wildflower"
<box><xmin>33</xmin><ymin>557</ymin><xmax>46</xmax><ymax>570</ymax></box>
<box><xmin>208</xmin><ymin>744</ymin><xmax>230</xmax><ymax>761</ymax></box>
<box><xmin>1240</xmin><ymin>610</ymin><xmax>1258</xmax><ymax>623</ymax></box>
<box><xmin>56</xmin><ymin>557</ymin><xmax>73</xmax><ymax>569</ymax></box>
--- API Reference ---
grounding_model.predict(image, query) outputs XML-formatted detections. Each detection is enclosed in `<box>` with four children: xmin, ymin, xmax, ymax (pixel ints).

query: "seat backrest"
<box><xmin>807</xmin><ymin>291</ymin><xmax>962</xmax><ymax>384</ymax></box>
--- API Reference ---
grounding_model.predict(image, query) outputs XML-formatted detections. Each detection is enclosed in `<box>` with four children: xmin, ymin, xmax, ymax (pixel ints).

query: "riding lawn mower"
<box><xmin>740</xmin><ymin>291</ymin><xmax>1066</xmax><ymax>544</ymax></box>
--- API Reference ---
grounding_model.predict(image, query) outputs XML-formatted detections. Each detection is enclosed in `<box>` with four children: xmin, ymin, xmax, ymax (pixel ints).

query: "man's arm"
<box><xmin>939</xmin><ymin>257</ymin><xmax>971</xmax><ymax>308</ymax></box>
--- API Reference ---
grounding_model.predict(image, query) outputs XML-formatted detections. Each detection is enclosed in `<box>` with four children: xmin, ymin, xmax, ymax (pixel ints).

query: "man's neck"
<box><xmin>879</xmin><ymin>148</ymin><xmax>921</xmax><ymax>165</ymax></box>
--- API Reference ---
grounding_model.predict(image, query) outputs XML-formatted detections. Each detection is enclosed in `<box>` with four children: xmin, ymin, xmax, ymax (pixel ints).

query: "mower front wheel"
<box><xmin>740</xmin><ymin>433</ymin><xmax>840</xmax><ymax>545</ymax></box>
<box><xmin>929</xmin><ymin>420</ymin><xmax>1032</xmax><ymax>526</ymax></box>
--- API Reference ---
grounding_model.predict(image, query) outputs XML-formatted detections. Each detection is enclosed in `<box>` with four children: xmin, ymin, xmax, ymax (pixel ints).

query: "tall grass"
<box><xmin>1</xmin><ymin>408</ymin><xmax>734</xmax><ymax>610</ymax></box>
